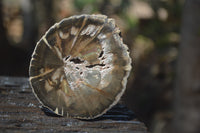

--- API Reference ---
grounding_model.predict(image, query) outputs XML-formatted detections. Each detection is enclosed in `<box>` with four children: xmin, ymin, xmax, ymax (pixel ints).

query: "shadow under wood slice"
<box><xmin>42</xmin><ymin>104</ymin><xmax>135</xmax><ymax>121</ymax></box>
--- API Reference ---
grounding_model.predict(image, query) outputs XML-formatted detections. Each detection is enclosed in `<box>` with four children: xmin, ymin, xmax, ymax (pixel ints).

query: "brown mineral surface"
<box><xmin>29</xmin><ymin>14</ymin><xmax>132</xmax><ymax>119</ymax></box>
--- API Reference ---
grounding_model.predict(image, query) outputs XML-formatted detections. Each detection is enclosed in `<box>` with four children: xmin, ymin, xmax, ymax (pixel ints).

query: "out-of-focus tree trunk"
<box><xmin>0</xmin><ymin>0</ymin><xmax>24</xmax><ymax>76</ymax></box>
<box><xmin>0</xmin><ymin>0</ymin><xmax>54</xmax><ymax>76</ymax></box>
<box><xmin>0</xmin><ymin>0</ymin><xmax>33</xmax><ymax>76</ymax></box>
<box><xmin>170</xmin><ymin>0</ymin><xmax>200</xmax><ymax>133</ymax></box>
<box><xmin>20</xmin><ymin>0</ymin><xmax>38</xmax><ymax>51</ymax></box>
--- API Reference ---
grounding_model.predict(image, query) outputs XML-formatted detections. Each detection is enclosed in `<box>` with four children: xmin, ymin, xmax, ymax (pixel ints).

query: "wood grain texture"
<box><xmin>0</xmin><ymin>76</ymin><xmax>147</xmax><ymax>133</ymax></box>
<box><xmin>29</xmin><ymin>14</ymin><xmax>132</xmax><ymax>119</ymax></box>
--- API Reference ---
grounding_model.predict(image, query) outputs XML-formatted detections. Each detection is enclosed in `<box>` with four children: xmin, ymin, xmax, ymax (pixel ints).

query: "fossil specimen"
<box><xmin>29</xmin><ymin>14</ymin><xmax>132</xmax><ymax>119</ymax></box>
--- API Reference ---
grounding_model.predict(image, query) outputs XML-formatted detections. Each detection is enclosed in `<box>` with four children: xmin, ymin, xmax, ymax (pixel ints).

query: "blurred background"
<box><xmin>0</xmin><ymin>0</ymin><xmax>199</xmax><ymax>133</ymax></box>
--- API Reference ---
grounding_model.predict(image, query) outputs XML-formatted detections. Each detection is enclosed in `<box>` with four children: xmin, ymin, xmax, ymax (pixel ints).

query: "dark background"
<box><xmin>0</xmin><ymin>0</ymin><xmax>199</xmax><ymax>133</ymax></box>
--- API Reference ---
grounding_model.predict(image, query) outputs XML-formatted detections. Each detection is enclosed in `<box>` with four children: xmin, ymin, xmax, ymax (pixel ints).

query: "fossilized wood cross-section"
<box><xmin>29</xmin><ymin>14</ymin><xmax>132</xmax><ymax>119</ymax></box>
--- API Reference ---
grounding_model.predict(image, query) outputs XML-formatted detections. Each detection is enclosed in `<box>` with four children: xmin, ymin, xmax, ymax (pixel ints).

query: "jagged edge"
<box><xmin>29</xmin><ymin>14</ymin><xmax>132</xmax><ymax>119</ymax></box>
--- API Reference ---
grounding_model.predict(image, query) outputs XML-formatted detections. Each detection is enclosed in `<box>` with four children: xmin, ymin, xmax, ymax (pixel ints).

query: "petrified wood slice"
<box><xmin>29</xmin><ymin>14</ymin><xmax>132</xmax><ymax>119</ymax></box>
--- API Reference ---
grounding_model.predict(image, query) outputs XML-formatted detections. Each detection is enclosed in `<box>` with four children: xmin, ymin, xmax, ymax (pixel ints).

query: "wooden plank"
<box><xmin>0</xmin><ymin>76</ymin><xmax>147</xmax><ymax>133</ymax></box>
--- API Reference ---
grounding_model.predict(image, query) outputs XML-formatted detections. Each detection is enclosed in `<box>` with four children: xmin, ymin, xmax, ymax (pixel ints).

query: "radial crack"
<box><xmin>86</xmin><ymin>63</ymin><xmax>105</xmax><ymax>68</ymax></box>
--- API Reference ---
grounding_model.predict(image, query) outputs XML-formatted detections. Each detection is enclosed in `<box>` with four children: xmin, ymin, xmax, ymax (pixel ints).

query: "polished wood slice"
<box><xmin>29</xmin><ymin>14</ymin><xmax>132</xmax><ymax>119</ymax></box>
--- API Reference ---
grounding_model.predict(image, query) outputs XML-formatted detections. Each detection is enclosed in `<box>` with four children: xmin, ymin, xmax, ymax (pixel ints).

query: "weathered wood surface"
<box><xmin>0</xmin><ymin>76</ymin><xmax>147</xmax><ymax>133</ymax></box>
